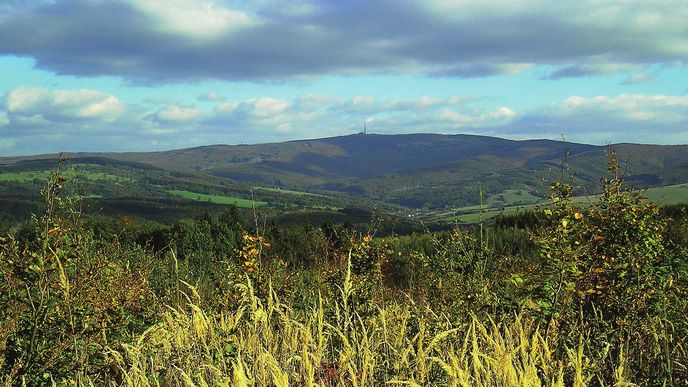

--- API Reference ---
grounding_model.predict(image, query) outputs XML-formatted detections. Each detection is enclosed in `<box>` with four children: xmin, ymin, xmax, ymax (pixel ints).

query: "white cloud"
<box><xmin>123</xmin><ymin>0</ymin><xmax>254</xmax><ymax>38</ymax></box>
<box><xmin>417</xmin><ymin>96</ymin><xmax>441</xmax><ymax>107</ymax></box>
<box><xmin>353</xmin><ymin>96</ymin><xmax>375</xmax><ymax>106</ymax></box>
<box><xmin>439</xmin><ymin>109</ymin><xmax>472</xmax><ymax>124</ymax></box>
<box><xmin>248</xmin><ymin>98</ymin><xmax>289</xmax><ymax>118</ymax></box>
<box><xmin>491</xmin><ymin>107</ymin><xmax>517</xmax><ymax>118</ymax></box>
<box><xmin>6</xmin><ymin>87</ymin><xmax>45</xmax><ymax>113</ymax></box>
<box><xmin>74</xmin><ymin>95</ymin><xmax>124</xmax><ymax>119</ymax></box>
<box><xmin>436</xmin><ymin>106</ymin><xmax>517</xmax><ymax>127</ymax></box>
<box><xmin>6</xmin><ymin>87</ymin><xmax>124</xmax><ymax>121</ymax></box>
<box><xmin>204</xmin><ymin>94</ymin><xmax>517</xmax><ymax>138</ymax></box>
<box><xmin>497</xmin><ymin>93</ymin><xmax>688</xmax><ymax>144</ymax></box>
<box><xmin>155</xmin><ymin>104</ymin><xmax>200</xmax><ymax>122</ymax></box>
<box><xmin>557</xmin><ymin>94</ymin><xmax>688</xmax><ymax>123</ymax></box>
<box><xmin>215</xmin><ymin>101</ymin><xmax>239</xmax><ymax>113</ymax></box>
<box><xmin>3</xmin><ymin>90</ymin><xmax>688</xmax><ymax>155</ymax></box>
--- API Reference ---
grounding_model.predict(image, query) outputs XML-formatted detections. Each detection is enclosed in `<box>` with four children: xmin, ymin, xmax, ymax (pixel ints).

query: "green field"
<box><xmin>485</xmin><ymin>189</ymin><xmax>541</xmax><ymax>206</ymax></box>
<box><xmin>643</xmin><ymin>183</ymin><xmax>688</xmax><ymax>205</ymax></box>
<box><xmin>169</xmin><ymin>190</ymin><xmax>266</xmax><ymax>207</ymax></box>
<box><xmin>426</xmin><ymin>183</ymin><xmax>688</xmax><ymax>224</ymax></box>
<box><xmin>0</xmin><ymin>171</ymin><xmax>51</xmax><ymax>182</ymax></box>
<box><xmin>451</xmin><ymin>206</ymin><xmax>530</xmax><ymax>224</ymax></box>
<box><xmin>254</xmin><ymin>186</ymin><xmax>327</xmax><ymax>197</ymax></box>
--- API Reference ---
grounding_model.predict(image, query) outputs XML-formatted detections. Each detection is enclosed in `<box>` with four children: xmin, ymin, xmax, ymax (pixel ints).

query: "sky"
<box><xmin>0</xmin><ymin>0</ymin><xmax>687</xmax><ymax>156</ymax></box>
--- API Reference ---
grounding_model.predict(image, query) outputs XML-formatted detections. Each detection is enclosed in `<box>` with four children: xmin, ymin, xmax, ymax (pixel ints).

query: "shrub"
<box><xmin>0</xmin><ymin>167</ymin><xmax>154</xmax><ymax>385</ymax></box>
<box><xmin>531</xmin><ymin>148</ymin><xmax>683</xmax><ymax>384</ymax></box>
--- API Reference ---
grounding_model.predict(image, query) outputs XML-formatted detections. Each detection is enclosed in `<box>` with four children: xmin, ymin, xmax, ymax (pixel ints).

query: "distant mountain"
<box><xmin>4</xmin><ymin>133</ymin><xmax>688</xmax><ymax>209</ymax></box>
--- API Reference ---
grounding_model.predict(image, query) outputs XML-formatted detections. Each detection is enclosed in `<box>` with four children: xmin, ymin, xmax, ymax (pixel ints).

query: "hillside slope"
<box><xmin>3</xmin><ymin>133</ymin><xmax>688</xmax><ymax>209</ymax></box>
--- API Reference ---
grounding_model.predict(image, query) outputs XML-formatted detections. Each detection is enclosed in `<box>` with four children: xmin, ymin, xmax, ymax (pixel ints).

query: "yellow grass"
<box><xmin>105</xmin><ymin>263</ymin><xmax>631</xmax><ymax>386</ymax></box>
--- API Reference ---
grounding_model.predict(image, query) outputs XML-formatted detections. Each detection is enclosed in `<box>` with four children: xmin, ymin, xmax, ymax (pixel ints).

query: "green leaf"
<box><xmin>510</xmin><ymin>273</ymin><xmax>524</xmax><ymax>286</ymax></box>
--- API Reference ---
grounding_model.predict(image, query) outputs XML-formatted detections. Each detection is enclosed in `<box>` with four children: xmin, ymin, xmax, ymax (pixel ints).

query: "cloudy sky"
<box><xmin>1</xmin><ymin>0</ymin><xmax>687</xmax><ymax>156</ymax></box>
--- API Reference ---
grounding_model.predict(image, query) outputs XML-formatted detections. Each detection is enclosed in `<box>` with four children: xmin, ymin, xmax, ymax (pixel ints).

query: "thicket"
<box><xmin>1</xmin><ymin>151</ymin><xmax>687</xmax><ymax>385</ymax></box>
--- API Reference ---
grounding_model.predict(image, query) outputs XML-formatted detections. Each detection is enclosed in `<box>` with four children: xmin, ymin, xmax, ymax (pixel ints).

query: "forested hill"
<box><xmin>3</xmin><ymin>133</ymin><xmax>688</xmax><ymax>209</ymax></box>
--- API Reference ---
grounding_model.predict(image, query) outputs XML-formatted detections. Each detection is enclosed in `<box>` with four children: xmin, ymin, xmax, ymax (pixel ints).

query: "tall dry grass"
<box><xmin>106</xmin><ymin>259</ymin><xmax>631</xmax><ymax>386</ymax></box>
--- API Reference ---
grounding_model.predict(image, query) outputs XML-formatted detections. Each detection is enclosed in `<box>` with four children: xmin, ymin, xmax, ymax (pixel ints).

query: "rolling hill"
<box><xmin>2</xmin><ymin>133</ymin><xmax>688</xmax><ymax>217</ymax></box>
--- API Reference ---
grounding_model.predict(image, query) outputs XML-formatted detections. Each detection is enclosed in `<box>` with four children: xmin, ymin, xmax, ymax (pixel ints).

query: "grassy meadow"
<box><xmin>254</xmin><ymin>186</ymin><xmax>328</xmax><ymax>198</ymax></box>
<box><xmin>168</xmin><ymin>189</ymin><xmax>267</xmax><ymax>207</ymax></box>
<box><xmin>426</xmin><ymin>183</ymin><xmax>688</xmax><ymax>224</ymax></box>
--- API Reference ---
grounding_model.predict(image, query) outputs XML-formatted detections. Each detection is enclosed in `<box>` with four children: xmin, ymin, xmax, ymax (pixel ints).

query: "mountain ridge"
<box><xmin>3</xmin><ymin>133</ymin><xmax>688</xmax><ymax>209</ymax></box>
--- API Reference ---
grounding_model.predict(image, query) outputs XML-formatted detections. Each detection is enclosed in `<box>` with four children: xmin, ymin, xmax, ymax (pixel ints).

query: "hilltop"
<box><xmin>2</xmin><ymin>133</ymin><xmax>688</xmax><ymax>227</ymax></box>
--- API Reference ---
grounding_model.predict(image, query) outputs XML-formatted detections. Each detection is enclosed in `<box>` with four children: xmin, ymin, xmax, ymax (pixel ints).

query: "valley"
<box><xmin>3</xmin><ymin>133</ymin><xmax>688</xmax><ymax>231</ymax></box>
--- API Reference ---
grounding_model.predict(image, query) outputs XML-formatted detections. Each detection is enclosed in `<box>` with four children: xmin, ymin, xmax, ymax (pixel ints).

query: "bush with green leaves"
<box><xmin>531</xmin><ymin>148</ymin><xmax>685</xmax><ymax>383</ymax></box>
<box><xmin>0</xmin><ymin>167</ymin><xmax>154</xmax><ymax>385</ymax></box>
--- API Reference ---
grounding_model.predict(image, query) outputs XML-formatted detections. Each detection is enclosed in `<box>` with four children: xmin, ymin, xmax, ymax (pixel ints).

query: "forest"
<box><xmin>1</xmin><ymin>150</ymin><xmax>687</xmax><ymax>386</ymax></box>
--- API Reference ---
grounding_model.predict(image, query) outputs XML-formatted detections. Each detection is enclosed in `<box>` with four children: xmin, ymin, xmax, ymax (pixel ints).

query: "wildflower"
<box><xmin>574</xmin><ymin>212</ymin><xmax>583</xmax><ymax>220</ymax></box>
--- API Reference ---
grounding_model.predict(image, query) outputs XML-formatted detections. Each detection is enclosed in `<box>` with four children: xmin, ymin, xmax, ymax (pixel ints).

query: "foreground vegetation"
<box><xmin>1</xmin><ymin>151</ymin><xmax>687</xmax><ymax>385</ymax></box>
